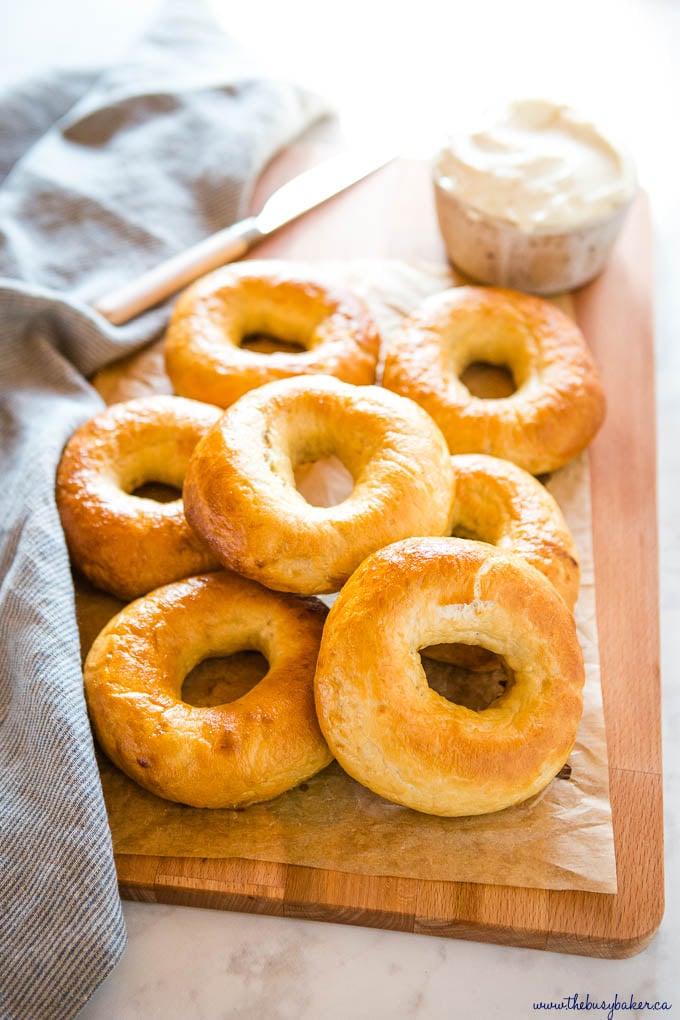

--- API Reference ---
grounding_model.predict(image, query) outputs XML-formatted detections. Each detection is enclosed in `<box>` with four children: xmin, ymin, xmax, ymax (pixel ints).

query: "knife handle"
<box><xmin>93</xmin><ymin>217</ymin><xmax>262</xmax><ymax>326</ymax></box>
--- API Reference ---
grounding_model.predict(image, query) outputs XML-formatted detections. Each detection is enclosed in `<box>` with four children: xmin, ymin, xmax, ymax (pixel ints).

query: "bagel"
<box><xmin>314</xmin><ymin>537</ymin><xmax>585</xmax><ymax>817</ymax></box>
<box><xmin>381</xmin><ymin>285</ymin><xmax>605</xmax><ymax>474</ymax></box>
<box><xmin>424</xmin><ymin>453</ymin><xmax>579</xmax><ymax>667</ymax></box>
<box><xmin>56</xmin><ymin>395</ymin><xmax>221</xmax><ymax>600</ymax></box>
<box><xmin>183</xmin><ymin>375</ymin><xmax>456</xmax><ymax>595</ymax></box>
<box><xmin>84</xmin><ymin>572</ymin><xmax>332</xmax><ymax>808</ymax></box>
<box><xmin>164</xmin><ymin>260</ymin><xmax>381</xmax><ymax>407</ymax></box>
<box><xmin>449</xmin><ymin>453</ymin><xmax>579</xmax><ymax>608</ymax></box>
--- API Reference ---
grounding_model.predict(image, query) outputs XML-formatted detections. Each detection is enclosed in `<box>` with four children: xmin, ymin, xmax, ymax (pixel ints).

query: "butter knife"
<box><xmin>94</xmin><ymin>148</ymin><xmax>395</xmax><ymax>326</ymax></box>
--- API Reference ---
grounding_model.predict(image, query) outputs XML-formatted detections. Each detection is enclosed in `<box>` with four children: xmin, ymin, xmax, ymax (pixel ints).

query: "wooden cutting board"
<box><xmin>113</xmin><ymin>148</ymin><xmax>663</xmax><ymax>958</ymax></box>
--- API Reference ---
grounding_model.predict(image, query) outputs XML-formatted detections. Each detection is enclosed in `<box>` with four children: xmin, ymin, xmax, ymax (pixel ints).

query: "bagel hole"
<box><xmin>240</xmin><ymin>332</ymin><xmax>307</xmax><ymax>355</ymax></box>
<box><xmin>450</xmin><ymin>523</ymin><xmax>485</xmax><ymax>542</ymax></box>
<box><xmin>131</xmin><ymin>481</ymin><xmax>182</xmax><ymax>503</ymax></box>
<box><xmin>421</xmin><ymin>645</ymin><xmax>514</xmax><ymax>712</ymax></box>
<box><xmin>294</xmin><ymin>456</ymin><xmax>354</xmax><ymax>507</ymax></box>
<box><xmin>181</xmin><ymin>650</ymin><xmax>269</xmax><ymax>706</ymax></box>
<box><xmin>460</xmin><ymin>361</ymin><xmax>516</xmax><ymax>398</ymax></box>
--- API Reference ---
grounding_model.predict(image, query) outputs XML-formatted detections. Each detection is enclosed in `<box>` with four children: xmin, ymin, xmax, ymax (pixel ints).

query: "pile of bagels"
<box><xmin>56</xmin><ymin>260</ymin><xmax>605</xmax><ymax>818</ymax></box>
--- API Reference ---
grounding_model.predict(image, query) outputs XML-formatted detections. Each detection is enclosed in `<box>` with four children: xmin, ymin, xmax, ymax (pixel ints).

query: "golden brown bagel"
<box><xmin>56</xmin><ymin>395</ymin><xmax>221</xmax><ymax>600</ymax></box>
<box><xmin>84</xmin><ymin>572</ymin><xmax>332</xmax><ymax>808</ymax></box>
<box><xmin>382</xmin><ymin>285</ymin><xmax>605</xmax><ymax>474</ymax></box>
<box><xmin>449</xmin><ymin>453</ymin><xmax>579</xmax><ymax>608</ymax></box>
<box><xmin>314</xmin><ymin>537</ymin><xmax>585</xmax><ymax>817</ymax></box>
<box><xmin>183</xmin><ymin>375</ymin><xmax>456</xmax><ymax>595</ymax></box>
<box><xmin>423</xmin><ymin>453</ymin><xmax>580</xmax><ymax>667</ymax></box>
<box><xmin>164</xmin><ymin>260</ymin><xmax>381</xmax><ymax>407</ymax></box>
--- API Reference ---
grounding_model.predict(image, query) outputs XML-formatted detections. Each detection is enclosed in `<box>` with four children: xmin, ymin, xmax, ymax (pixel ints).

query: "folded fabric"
<box><xmin>0</xmin><ymin>3</ymin><xmax>327</xmax><ymax>1017</ymax></box>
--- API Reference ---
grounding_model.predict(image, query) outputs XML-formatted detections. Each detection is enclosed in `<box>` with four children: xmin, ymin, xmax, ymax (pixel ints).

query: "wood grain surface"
<box><xmin>114</xmin><ymin>150</ymin><xmax>663</xmax><ymax>958</ymax></box>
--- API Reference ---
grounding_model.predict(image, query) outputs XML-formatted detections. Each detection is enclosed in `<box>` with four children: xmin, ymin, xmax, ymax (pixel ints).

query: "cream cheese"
<box><xmin>435</xmin><ymin>99</ymin><xmax>637</xmax><ymax>233</ymax></box>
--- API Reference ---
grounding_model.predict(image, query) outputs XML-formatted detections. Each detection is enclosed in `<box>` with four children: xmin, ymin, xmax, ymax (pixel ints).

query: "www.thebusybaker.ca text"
<box><xmin>533</xmin><ymin>992</ymin><xmax>671</xmax><ymax>1020</ymax></box>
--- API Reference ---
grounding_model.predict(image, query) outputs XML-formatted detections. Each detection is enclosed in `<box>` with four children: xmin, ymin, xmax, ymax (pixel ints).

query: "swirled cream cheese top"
<box><xmin>435</xmin><ymin>99</ymin><xmax>637</xmax><ymax>233</ymax></box>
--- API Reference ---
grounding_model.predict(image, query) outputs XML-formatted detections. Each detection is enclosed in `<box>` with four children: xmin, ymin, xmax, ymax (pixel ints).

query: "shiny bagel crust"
<box><xmin>314</xmin><ymin>537</ymin><xmax>585</xmax><ymax>817</ymax></box>
<box><xmin>84</xmin><ymin>572</ymin><xmax>332</xmax><ymax>808</ymax></box>
<box><xmin>381</xmin><ymin>285</ymin><xmax>605</xmax><ymax>474</ymax></box>
<box><xmin>449</xmin><ymin>453</ymin><xmax>579</xmax><ymax>608</ymax></box>
<box><xmin>164</xmin><ymin>260</ymin><xmax>381</xmax><ymax>407</ymax></box>
<box><xmin>56</xmin><ymin>395</ymin><xmax>221</xmax><ymax>600</ymax></box>
<box><xmin>183</xmin><ymin>375</ymin><xmax>456</xmax><ymax>595</ymax></box>
<box><xmin>424</xmin><ymin>453</ymin><xmax>580</xmax><ymax>666</ymax></box>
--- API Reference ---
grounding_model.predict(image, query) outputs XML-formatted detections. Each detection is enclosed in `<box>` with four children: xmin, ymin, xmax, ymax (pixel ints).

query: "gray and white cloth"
<box><xmin>0</xmin><ymin>3</ymin><xmax>326</xmax><ymax>1017</ymax></box>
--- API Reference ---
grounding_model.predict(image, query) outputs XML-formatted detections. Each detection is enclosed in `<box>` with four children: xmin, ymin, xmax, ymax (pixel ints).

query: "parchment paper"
<box><xmin>78</xmin><ymin>260</ymin><xmax>617</xmax><ymax>894</ymax></box>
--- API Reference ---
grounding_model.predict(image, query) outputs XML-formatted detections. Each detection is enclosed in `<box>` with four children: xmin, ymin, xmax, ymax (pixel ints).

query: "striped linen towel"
<box><xmin>0</xmin><ymin>3</ymin><xmax>326</xmax><ymax>1017</ymax></box>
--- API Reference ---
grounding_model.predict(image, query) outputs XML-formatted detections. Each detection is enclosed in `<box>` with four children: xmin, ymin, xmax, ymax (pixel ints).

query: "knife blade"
<box><xmin>93</xmin><ymin>147</ymin><xmax>395</xmax><ymax>326</ymax></box>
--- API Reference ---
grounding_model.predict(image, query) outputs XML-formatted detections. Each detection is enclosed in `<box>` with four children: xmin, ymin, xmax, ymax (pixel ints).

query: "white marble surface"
<box><xmin>3</xmin><ymin>1</ymin><xmax>679</xmax><ymax>1016</ymax></box>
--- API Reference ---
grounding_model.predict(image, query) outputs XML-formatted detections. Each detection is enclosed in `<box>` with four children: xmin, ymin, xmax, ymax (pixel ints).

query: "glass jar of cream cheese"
<box><xmin>433</xmin><ymin>99</ymin><xmax>637</xmax><ymax>293</ymax></box>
